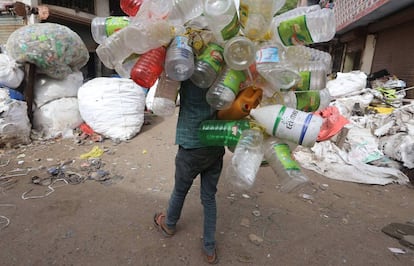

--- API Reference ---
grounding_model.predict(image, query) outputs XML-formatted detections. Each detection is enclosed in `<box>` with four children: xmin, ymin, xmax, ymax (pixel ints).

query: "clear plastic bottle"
<box><xmin>91</xmin><ymin>16</ymin><xmax>130</xmax><ymax>44</ymax></box>
<box><xmin>203</xmin><ymin>0</ymin><xmax>240</xmax><ymax>44</ymax></box>
<box><xmin>190</xmin><ymin>43</ymin><xmax>225</xmax><ymax>89</ymax></box>
<box><xmin>283</xmin><ymin>88</ymin><xmax>331</xmax><ymax>112</ymax></box>
<box><xmin>151</xmin><ymin>71</ymin><xmax>180</xmax><ymax>117</ymax></box>
<box><xmin>96</xmin><ymin>20</ymin><xmax>175</xmax><ymax>72</ymax></box>
<box><xmin>271</xmin><ymin>5</ymin><xmax>336</xmax><ymax>46</ymax></box>
<box><xmin>293</xmin><ymin>61</ymin><xmax>327</xmax><ymax>91</ymax></box>
<box><xmin>131</xmin><ymin>0</ymin><xmax>173</xmax><ymax>20</ymax></box>
<box><xmin>249</xmin><ymin>104</ymin><xmax>323</xmax><ymax>147</ymax></box>
<box><xmin>167</xmin><ymin>0</ymin><xmax>205</xmax><ymax>26</ymax></box>
<box><xmin>223</xmin><ymin>36</ymin><xmax>256</xmax><ymax>71</ymax></box>
<box><xmin>120</xmin><ymin>0</ymin><xmax>144</xmax><ymax>17</ymax></box>
<box><xmin>165</xmin><ymin>35</ymin><xmax>195</xmax><ymax>81</ymax></box>
<box><xmin>255</xmin><ymin>41</ymin><xmax>301</xmax><ymax>91</ymax></box>
<box><xmin>130</xmin><ymin>46</ymin><xmax>166</xmax><ymax>89</ymax></box>
<box><xmin>285</xmin><ymin>45</ymin><xmax>332</xmax><ymax>73</ymax></box>
<box><xmin>239</xmin><ymin>0</ymin><xmax>285</xmax><ymax>41</ymax></box>
<box><xmin>226</xmin><ymin>129</ymin><xmax>264</xmax><ymax>189</ymax></box>
<box><xmin>264</xmin><ymin>137</ymin><xmax>309</xmax><ymax>192</ymax></box>
<box><xmin>206</xmin><ymin>66</ymin><xmax>246</xmax><ymax>110</ymax></box>
<box><xmin>115</xmin><ymin>53</ymin><xmax>140</xmax><ymax>78</ymax></box>
<box><xmin>198</xmin><ymin>119</ymin><xmax>253</xmax><ymax>146</ymax></box>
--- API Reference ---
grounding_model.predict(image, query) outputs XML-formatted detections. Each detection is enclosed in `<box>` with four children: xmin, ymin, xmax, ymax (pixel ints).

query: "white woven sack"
<box><xmin>34</xmin><ymin>71</ymin><xmax>84</xmax><ymax>108</ymax></box>
<box><xmin>0</xmin><ymin>88</ymin><xmax>31</xmax><ymax>147</ymax></box>
<box><xmin>32</xmin><ymin>97</ymin><xmax>83</xmax><ymax>139</ymax></box>
<box><xmin>77</xmin><ymin>77</ymin><xmax>146</xmax><ymax>140</ymax></box>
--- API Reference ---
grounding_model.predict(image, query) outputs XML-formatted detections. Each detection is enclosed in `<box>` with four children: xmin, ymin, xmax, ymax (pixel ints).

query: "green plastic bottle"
<box><xmin>198</xmin><ymin>120</ymin><xmax>253</xmax><ymax>146</ymax></box>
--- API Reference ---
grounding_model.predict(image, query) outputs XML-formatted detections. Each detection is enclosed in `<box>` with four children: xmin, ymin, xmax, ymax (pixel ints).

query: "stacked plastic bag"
<box><xmin>6</xmin><ymin>23</ymin><xmax>89</xmax><ymax>80</ymax></box>
<box><xmin>0</xmin><ymin>22</ymin><xmax>91</xmax><ymax>142</ymax></box>
<box><xmin>32</xmin><ymin>72</ymin><xmax>84</xmax><ymax>139</ymax></box>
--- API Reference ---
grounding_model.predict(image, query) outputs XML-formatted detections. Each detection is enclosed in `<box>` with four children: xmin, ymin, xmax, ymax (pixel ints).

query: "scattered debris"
<box><xmin>240</xmin><ymin>218</ymin><xmax>250</xmax><ymax>228</ymax></box>
<box><xmin>248</xmin><ymin>233</ymin><xmax>264</xmax><ymax>246</ymax></box>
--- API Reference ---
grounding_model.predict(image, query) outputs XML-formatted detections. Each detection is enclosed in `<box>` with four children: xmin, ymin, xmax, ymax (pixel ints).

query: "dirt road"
<box><xmin>0</xmin><ymin>110</ymin><xmax>413</xmax><ymax>265</ymax></box>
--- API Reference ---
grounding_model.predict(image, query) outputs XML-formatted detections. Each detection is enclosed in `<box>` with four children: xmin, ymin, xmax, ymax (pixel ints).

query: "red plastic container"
<box><xmin>120</xmin><ymin>0</ymin><xmax>144</xmax><ymax>16</ymax></box>
<box><xmin>130</xmin><ymin>46</ymin><xmax>166</xmax><ymax>89</ymax></box>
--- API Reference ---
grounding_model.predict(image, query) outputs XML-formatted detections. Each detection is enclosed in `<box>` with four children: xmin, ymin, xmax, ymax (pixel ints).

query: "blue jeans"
<box><xmin>166</xmin><ymin>146</ymin><xmax>225</xmax><ymax>255</ymax></box>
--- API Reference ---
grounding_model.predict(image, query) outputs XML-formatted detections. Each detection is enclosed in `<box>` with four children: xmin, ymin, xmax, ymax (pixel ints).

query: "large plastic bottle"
<box><xmin>115</xmin><ymin>53</ymin><xmax>140</xmax><ymax>78</ymax></box>
<box><xmin>283</xmin><ymin>88</ymin><xmax>331</xmax><ymax>112</ymax></box>
<box><xmin>226</xmin><ymin>129</ymin><xmax>264</xmax><ymax>189</ymax></box>
<box><xmin>264</xmin><ymin>137</ymin><xmax>309</xmax><ymax>192</ymax></box>
<box><xmin>167</xmin><ymin>0</ymin><xmax>205</xmax><ymax>26</ymax></box>
<box><xmin>130</xmin><ymin>0</ymin><xmax>173</xmax><ymax>20</ymax></box>
<box><xmin>249</xmin><ymin>104</ymin><xmax>323</xmax><ymax>147</ymax></box>
<box><xmin>206</xmin><ymin>66</ymin><xmax>246</xmax><ymax>110</ymax></box>
<box><xmin>198</xmin><ymin>119</ymin><xmax>253</xmax><ymax>146</ymax></box>
<box><xmin>271</xmin><ymin>5</ymin><xmax>336</xmax><ymax>46</ymax></box>
<box><xmin>239</xmin><ymin>0</ymin><xmax>285</xmax><ymax>41</ymax></box>
<box><xmin>130</xmin><ymin>46</ymin><xmax>166</xmax><ymax>89</ymax></box>
<box><xmin>120</xmin><ymin>0</ymin><xmax>144</xmax><ymax>17</ymax></box>
<box><xmin>165</xmin><ymin>35</ymin><xmax>195</xmax><ymax>81</ymax></box>
<box><xmin>255</xmin><ymin>41</ymin><xmax>301</xmax><ymax>91</ymax></box>
<box><xmin>217</xmin><ymin>86</ymin><xmax>263</xmax><ymax>120</ymax></box>
<box><xmin>91</xmin><ymin>16</ymin><xmax>130</xmax><ymax>44</ymax></box>
<box><xmin>96</xmin><ymin>20</ymin><xmax>175</xmax><ymax>72</ymax></box>
<box><xmin>203</xmin><ymin>0</ymin><xmax>240</xmax><ymax>44</ymax></box>
<box><xmin>151</xmin><ymin>71</ymin><xmax>180</xmax><ymax>117</ymax></box>
<box><xmin>285</xmin><ymin>45</ymin><xmax>332</xmax><ymax>73</ymax></box>
<box><xmin>223</xmin><ymin>36</ymin><xmax>256</xmax><ymax>71</ymax></box>
<box><xmin>293</xmin><ymin>61</ymin><xmax>327</xmax><ymax>91</ymax></box>
<box><xmin>190</xmin><ymin>42</ymin><xmax>225</xmax><ymax>89</ymax></box>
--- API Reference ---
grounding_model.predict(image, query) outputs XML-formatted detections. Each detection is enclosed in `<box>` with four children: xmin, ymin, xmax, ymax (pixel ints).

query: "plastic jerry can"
<box><xmin>217</xmin><ymin>86</ymin><xmax>263</xmax><ymax>120</ymax></box>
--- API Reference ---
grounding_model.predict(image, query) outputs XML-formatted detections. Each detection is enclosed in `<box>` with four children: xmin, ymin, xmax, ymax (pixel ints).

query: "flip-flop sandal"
<box><xmin>205</xmin><ymin>248</ymin><xmax>219</xmax><ymax>264</ymax></box>
<box><xmin>153</xmin><ymin>212</ymin><xmax>175</xmax><ymax>237</ymax></box>
<box><xmin>381</xmin><ymin>223</ymin><xmax>414</xmax><ymax>240</ymax></box>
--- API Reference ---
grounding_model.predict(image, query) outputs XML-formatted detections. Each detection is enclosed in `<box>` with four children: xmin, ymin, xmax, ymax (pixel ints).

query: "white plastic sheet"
<box><xmin>294</xmin><ymin>141</ymin><xmax>409</xmax><ymax>185</ymax></box>
<box><xmin>327</xmin><ymin>71</ymin><xmax>368</xmax><ymax>98</ymax></box>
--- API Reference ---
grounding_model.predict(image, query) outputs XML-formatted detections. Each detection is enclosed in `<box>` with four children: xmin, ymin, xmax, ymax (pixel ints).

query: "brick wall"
<box><xmin>334</xmin><ymin>0</ymin><xmax>390</xmax><ymax>31</ymax></box>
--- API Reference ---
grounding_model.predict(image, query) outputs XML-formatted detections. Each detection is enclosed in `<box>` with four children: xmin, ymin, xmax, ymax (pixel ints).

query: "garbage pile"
<box><xmin>0</xmin><ymin>0</ymin><xmax>411</xmax><ymax>188</ymax></box>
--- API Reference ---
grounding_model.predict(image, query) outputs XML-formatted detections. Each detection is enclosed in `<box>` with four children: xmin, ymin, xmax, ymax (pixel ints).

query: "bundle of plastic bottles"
<box><xmin>91</xmin><ymin>0</ymin><xmax>337</xmax><ymax>191</ymax></box>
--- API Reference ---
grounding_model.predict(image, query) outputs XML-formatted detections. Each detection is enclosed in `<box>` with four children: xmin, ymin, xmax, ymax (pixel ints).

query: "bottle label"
<box><xmin>295</xmin><ymin>91</ymin><xmax>321</xmax><ymax>112</ymax></box>
<box><xmin>197</xmin><ymin>43</ymin><xmax>224</xmax><ymax>73</ymax></box>
<box><xmin>174</xmin><ymin>36</ymin><xmax>192</xmax><ymax>52</ymax></box>
<box><xmin>296</xmin><ymin>71</ymin><xmax>311</xmax><ymax>91</ymax></box>
<box><xmin>272</xmin><ymin>143</ymin><xmax>300</xmax><ymax>170</ymax></box>
<box><xmin>272</xmin><ymin>106</ymin><xmax>313</xmax><ymax>145</ymax></box>
<box><xmin>239</xmin><ymin>3</ymin><xmax>249</xmax><ymax>30</ymax></box>
<box><xmin>221</xmin><ymin>12</ymin><xmax>241</xmax><ymax>41</ymax></box>
<box><xmin>223</xmin><ymin>69</ymin><xmax>246</xmax><ymax>95</ymax></box>
<box><xmin>199</xmin><ymin>120</ymin><xmax>251</xmax><ymax>146</ymax></box>
<box><xmin>277</xmin><ymin>15</ymin><xmax>313</xmax><ymax>46</ymax></box>
<box><xmin>255</xmin><ymin>47</ymin><xmax>280</xmax><ymax>64</ymax></box>
<box><xmin>105</xmin><ymin>17</ymin><xmax>130</xmax><ymax>37</ymax></box>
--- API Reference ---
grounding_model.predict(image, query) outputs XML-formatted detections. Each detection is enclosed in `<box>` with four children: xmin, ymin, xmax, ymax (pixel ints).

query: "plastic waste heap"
<box><xmin>92</xmin><ymin>0</ymin><xmax>338</xmax><ymax>191</ymax></box>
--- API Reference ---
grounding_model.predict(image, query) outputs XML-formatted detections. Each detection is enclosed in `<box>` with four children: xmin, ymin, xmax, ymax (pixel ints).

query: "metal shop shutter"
<box><xmin>0</xmin><ymin>16</ymin><xmax>25</xmax><ymax>45</ymax></box>
<box><xmin>371</xmin><ymin>20</ymin><xmax>414</xmax><ymax>98</ymax></box>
